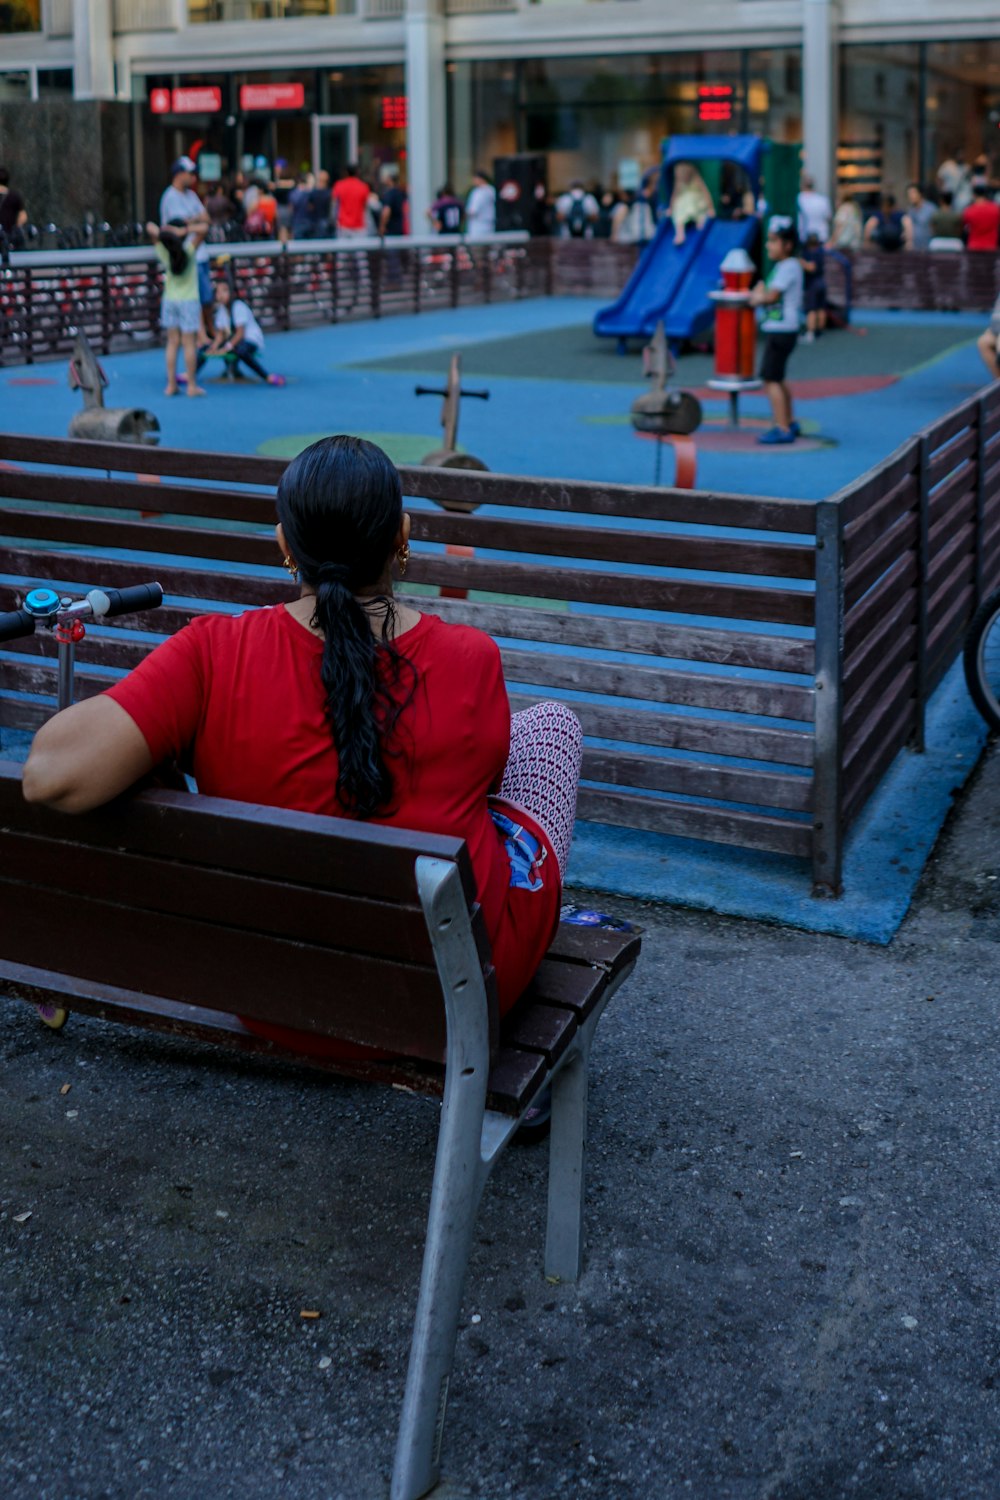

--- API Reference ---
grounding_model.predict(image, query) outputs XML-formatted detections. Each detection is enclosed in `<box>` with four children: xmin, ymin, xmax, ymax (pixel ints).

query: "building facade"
<box><xmin>2</xmin><ymin>0</ymin><xmax>1000</xmax><ymax>228</ymax></box>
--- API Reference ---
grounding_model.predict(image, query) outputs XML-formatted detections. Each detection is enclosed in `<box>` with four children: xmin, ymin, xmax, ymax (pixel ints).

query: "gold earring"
<box><xmin>396</xmin><ymin>543</ymin><xmax>410</xmax><ymax>578</ymax></box>
<box><xmin>282</xmin><ymin>555</ymin><xmax>298</xmax><ymax>581</ymax></box>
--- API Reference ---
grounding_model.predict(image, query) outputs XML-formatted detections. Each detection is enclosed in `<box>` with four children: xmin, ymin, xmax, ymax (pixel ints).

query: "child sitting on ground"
<box><xmin>147</xmin><ymin>218</ymin><xmax>208</xmax><ymax>398</ymax></box>
<box><xmin>197</xmin><ymin>280</ymin><xmax>285</xmax><ymax>386</ymax></box>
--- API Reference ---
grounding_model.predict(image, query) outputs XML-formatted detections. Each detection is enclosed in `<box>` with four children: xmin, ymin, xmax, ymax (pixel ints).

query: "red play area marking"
<box><xmin>690</xmin><ymin>374</ymin><xmax>897</xmax><ymax>403</ymax></box>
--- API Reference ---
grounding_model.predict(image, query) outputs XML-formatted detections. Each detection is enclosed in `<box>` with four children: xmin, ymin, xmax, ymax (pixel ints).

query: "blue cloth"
<box><xmin>489</xmin><ymin>808</ymin><xmax>547</xmax><ymax>892</ymax></box>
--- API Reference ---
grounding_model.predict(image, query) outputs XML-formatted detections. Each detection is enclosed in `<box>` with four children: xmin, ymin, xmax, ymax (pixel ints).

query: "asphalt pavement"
<box><xmin>3</xmin><ymin>738</ymin><xmax>1000</xmax><ymax>1499</ymax></box>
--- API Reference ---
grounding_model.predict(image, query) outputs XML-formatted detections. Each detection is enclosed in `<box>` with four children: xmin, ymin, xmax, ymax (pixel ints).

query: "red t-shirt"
<box><xmin>962</xmin><ymin>198</ymin><xmax>1000</xmax><ymax>250</ymax></box>
<box><xmin>333</xmin><ymin>176</ymin><xmax>372</xmax><ymax>232</ymax></box>
<box><xmin>104</xmin><ymin>606</ymin><xmax>560</xmax><ymax>1046</ymax></box>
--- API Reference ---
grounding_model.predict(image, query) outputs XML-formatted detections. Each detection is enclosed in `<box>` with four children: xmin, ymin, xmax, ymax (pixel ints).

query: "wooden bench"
<box><xmin>0</xmin><ymin>762</ymin><xmax>639</xmax><ymax>1500</ymax></box>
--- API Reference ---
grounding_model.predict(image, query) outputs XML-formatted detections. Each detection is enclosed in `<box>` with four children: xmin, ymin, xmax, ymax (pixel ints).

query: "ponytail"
<box><xmin>162</xmin><ymin>221</ymin><xmax>191</xmax><ymax>278</ymax></box>
<box><xmin>276</xmin><ymin>436</ymin><xmax>416</xmax><ymax>819</ymax></box>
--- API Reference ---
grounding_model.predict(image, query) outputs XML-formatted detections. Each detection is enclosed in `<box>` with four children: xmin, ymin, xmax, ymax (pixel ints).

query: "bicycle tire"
<box><xmin>964</xmin><ymin>587</ymin><xmax>1000</xmax><ymax>731</ymax></box>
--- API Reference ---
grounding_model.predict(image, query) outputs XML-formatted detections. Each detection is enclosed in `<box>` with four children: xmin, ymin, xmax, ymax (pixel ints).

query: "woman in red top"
<box><xmin>22</xmin><ymin>435</ymin><xmax>582</xmax><ymax>1050</ymax></box>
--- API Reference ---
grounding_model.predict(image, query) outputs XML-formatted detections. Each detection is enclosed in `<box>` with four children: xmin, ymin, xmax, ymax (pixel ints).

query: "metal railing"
<box><xmin>0</xmin><ymin>233</ymin><xmax>541</xmax><ymax>364</ymax></box>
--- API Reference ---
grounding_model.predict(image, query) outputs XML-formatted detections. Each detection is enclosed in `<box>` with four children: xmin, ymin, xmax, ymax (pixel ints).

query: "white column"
<box><xmin>802</xmin><ymin>0</ymin><xmax>839</xmax><ymax>201</ymax></box>
<box><xmin>405</xmin><ymin>0</ymin><xmax>446</xmax><ymax>235</ymax></box>
<box><xmin>73</xmin><ymin>0</ymin><xmax>116</xmax><ymax>100</ymax></box>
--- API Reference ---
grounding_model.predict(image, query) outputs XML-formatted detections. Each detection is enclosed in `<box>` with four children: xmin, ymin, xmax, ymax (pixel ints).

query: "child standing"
<box><xmin>147</xmin><ymin>219</ymin><xmax>207</xmax><ymax>398</ymax></box>
<box><xmin>750</xmin><ymin>221</ymin><xmax>804</xmax><ymax>445</ymax></box>
<box><xmin>198</xmin><ymin>280</ymin><xmax>284</xmax><ymax>385</ymax></box>
<box><xmin>800</xmin><ymin>232</ymin><xmax>827</xmax><ymax>343</ymax></box>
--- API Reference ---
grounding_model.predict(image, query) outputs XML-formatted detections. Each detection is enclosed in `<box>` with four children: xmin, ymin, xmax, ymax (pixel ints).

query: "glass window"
<box><xmin>187</xmin><ymin>0</ymin><xmax>356</xmax><ymax>21</ymax></box>
<box><xmin>37</xmin><ymin>69</ymin><xmax>73</xmax><ymax>97</ymax></box>
<box><xmin>925</xmin><ymin>40</ymin><xmax>1000</xmax><ymax>187</ymax></box>
<box><xmin>0</xmin><ymin>0</ymin><xmax>39</xmax><ymax>32</ymax></box>
<box><xmin>0</xmin><ymin>70</ymin><xmax>31</xmax><ymax>100</ymax></box>
<box><xmin>839</xmin><ymin>44</ymin><xmax>920</xmax><ymax>208</ymax></box>
<box><xmin>448</xmin><ymin>51</ymin><xmax>802</xmax><ymax>196</ymax></box>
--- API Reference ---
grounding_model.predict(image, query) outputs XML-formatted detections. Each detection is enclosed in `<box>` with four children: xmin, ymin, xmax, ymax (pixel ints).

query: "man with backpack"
<box><xmin>863</xmin><ymin>193</ymin><xmax>906</xmax><ymax>252</ymax></box>
<box><xmin>555</xmin><ymin>181</ymin><xmax>599</xmax><ymax>239</ymax></box>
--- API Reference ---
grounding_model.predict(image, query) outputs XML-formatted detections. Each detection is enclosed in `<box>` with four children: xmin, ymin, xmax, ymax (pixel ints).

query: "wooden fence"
<box><xmin>2</xmin><ymin>392</ymin><xmax>998</xmax><ymax>890</ymax></box>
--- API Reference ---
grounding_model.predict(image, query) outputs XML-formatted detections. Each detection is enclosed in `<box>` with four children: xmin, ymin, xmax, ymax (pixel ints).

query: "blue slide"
<box><xmin>593</xmin><ymin>215</ymin><xmax>760</xmax><ymax>348</ymax></box>
<box><xmin>592</xmin><ymin>218</ymin><xmax>709</xmax><ymax>342</ymax></box>
<box><xmin>594</xmin><ymin>134</ymin><xmax>766</xmax><ymax>349</ymax></box>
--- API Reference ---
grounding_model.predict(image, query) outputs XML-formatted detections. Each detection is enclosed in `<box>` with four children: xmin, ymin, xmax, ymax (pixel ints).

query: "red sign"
<box><xmin>697</xmin><ymin>84</ymin><xmax>734</xmax><ymax>124</ymax></box>
<box><xmin>240</xmin><ymin>83</ymin><xmax>305</xmax><ymax>112</ymax></box>
<box><xmin>380</xmin><ymin>95</ymin><xmax>408</xmax><ymax>130</ymax></box>
<box><xmin>150</xmin><ymin>85</ymin><xmax>221</xmax><ymax>115</ymax></box>
<box><xmin>172</xmin><ymin>86</ymin><xmax>222</xmax><ymax>114</ymax></box>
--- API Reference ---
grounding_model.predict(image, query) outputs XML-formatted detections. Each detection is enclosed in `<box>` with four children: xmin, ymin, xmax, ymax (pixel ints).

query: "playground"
<box><xmin>0</xmin><ymin>289</ymin><xmax>992</xmax><ymax>948</ymax></box>
<box><xmin>0</xmin><ymin>296</ymin><xmax>987</xmax><ymax>499</ymax></box>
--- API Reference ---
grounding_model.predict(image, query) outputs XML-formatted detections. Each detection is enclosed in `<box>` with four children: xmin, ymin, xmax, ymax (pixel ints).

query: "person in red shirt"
<box><xmin>21</xmin><ymin>435</ymin><xmax>582</xmax><ymax>1055</ymax></box>
<box><xmin>962</xmin><ymin>180</ymin><xmax>1000</xmax><ymax>251</ymax></box>
<box><xmin>333</xmin><ymin>164</ymin><xmax>374</xmax><ymax>238</ymax></box>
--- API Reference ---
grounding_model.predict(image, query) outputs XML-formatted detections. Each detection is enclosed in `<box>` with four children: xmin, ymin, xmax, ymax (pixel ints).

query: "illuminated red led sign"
<box><xmin>380</xmin><ymin>95</ymin><xmax>408</xmax><ymax>130</ymax></box>
<box><xmin>697</xmin><ymin>84</ymin><xmax>734</xmax><ymax>123</ymax></box>
<box><xmin>240</xmin><ymin>82</ymin><xmax>305</xmax><ymax>111</ymax></box>
<box><xmin>150</xmin><ymin>85</ymin><xmax>222</xmax><ymax>114</ymax></box>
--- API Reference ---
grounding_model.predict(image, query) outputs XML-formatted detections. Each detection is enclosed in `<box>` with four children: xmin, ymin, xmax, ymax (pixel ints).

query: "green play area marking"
<box><xmin>258</xmin><ymin>431</ymin><xmax>444</xmax><ymax>466</ymax></box>
<box><xmin>351</xmin><ymin>321</ymin><xmax>980</xmax><ymax>387</ymax></box>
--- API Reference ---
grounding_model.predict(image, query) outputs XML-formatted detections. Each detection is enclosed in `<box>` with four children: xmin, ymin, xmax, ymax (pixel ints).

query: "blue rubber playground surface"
<box><xmin>0</xmin><ymin>297</ymin><xmax>992</xmax><ymax>940</ymax></box>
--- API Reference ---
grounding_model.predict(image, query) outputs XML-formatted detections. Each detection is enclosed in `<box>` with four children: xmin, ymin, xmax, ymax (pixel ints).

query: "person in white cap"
<box><xmin>160</xmin><ymin>157</ymin><xmax>212</xmax><ymax>339</ymax></box>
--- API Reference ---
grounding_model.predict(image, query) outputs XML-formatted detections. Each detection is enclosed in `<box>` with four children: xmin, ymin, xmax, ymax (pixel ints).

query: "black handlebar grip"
<box><xmin>0</xmin><ymin>609</ymin><xmax>36</xmax><ymax>644</ymax></box>
<box><xmin>100</xmin><ymin>583</ymin><xmax>164</xmax><ymax>618</ymax></box>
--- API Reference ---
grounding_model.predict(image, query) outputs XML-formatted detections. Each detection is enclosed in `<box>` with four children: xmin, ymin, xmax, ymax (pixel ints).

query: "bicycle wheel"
<box><xmin>964</xmin><ymin>588</ymin><xmax>1000</xmax><ymax>731</ymax></box>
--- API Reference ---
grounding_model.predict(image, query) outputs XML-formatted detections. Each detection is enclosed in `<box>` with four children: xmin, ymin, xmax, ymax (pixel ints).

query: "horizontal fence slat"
<box><xmin>398</xmin><ymin>594</ymin><xmax>815</xmax><ymax>673</ymax></box>
<box><xmin>574</xmin><ymin>787</ymin><xmax>812</xmax><ymax>857</ymax></box>
<box><xmin>844</xmin><ymin>551</ymin><xmax>918</xmax><ymax>658</ymax></box>
<box><xmin>844</xmin><ymin>666</ymin><xmax>917</xmax><ymax>783</ymax></box>
<box><xmin>0</xmin><ymin>506</ymin><xmax>277</xmax><ymax>568</ymax></box>
<box><xmin>926</xmin><ymin>428</ymin><xmax>978</xmax><ymax>489</ymax></box>
<box><xmin>399</xmin><ymin>466</ymin><xmax>818</xmax><ymax>532</ymax></box>
<box><xmin>843</xmin><ymin>627</ymin><xmax>915</xmax><ymax>743</ymax></box>
<box><xmin>843</xmin><ymin>471</ymin><xmax>918</xmax><ymax>564</ymax></box>
<box><xmin>843</xmin><ymin>688</ymin><xmax>919</xmax><ymax>830</ymax></box>
<box><xmin>844</xmin><ymin>587</ymin><xmax>917</xmax><ymax>710</ymax></box>
<box><xmin>409</xmin><ymin>509</ymin><xmax>816</xmax><ymax>578</ymax></box>
<box><xmin>500</xmin><ymin>648</ymin><xmax>814</xmax><ymax>721</ymax></box>
<box><xmin>0</xmin><ymin>433</ymin><xmax>288</xmax><ymax>486</ymax></box>
<box><xmin>581</xmin><ymin>746</ymin><xmax>812</xmax><ymax>812</ymax></box>
<box><xmin>844</xmin><ymin>510</ymin><xmax>918</xmax><ymax>614</ymax></box>
<box><xmin>0</xmin><ymin>469</ymin><xmax>278</xmax><ymax>526</ymax></box>
<box><xmin>508</xmin><ymin>693</ymin><xmax>814</xmax><ymax>767</ymax></box>
<box><xmin>837</xmin><ymin>440</ymin><xmax>919</xmax><ymax>524</ymax></box>
<box><xmin>407</xmin><ymin>556</ymin><xmax>815</xmax><ymax>624</ymax></box>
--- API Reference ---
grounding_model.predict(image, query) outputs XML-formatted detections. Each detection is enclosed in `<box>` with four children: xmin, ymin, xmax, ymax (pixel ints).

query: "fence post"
<box><xmin>911</xmin><ymin>432</ymin><xmax>931</xmax><ymax>753</ymax></box>
<box><xmin>975</xmin><ymin>393</ymin><xmax>987</xmax><ymax>606</ymax></box>
<box><xmin>812</xmin><ymin>497</ymin><xmax>845</xmax><ymax>896</ymax></box>
<box><xmin>100</xmin><ymin>262</ymin><xmax>112</xmax><ymax>354</ymax></box>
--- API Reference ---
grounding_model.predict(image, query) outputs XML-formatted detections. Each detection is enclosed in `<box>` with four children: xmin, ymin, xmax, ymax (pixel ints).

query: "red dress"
<box><xmin>104</xmin><ymin>605</ymin><xmax>560</xmax><ymax>1048</ymax></box>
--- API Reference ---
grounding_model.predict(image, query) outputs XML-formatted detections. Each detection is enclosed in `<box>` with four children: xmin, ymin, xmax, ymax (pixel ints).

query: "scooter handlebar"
<box><xmin>0</xmin><ymin>609</ymin><xmax>35</xmax><ymax>644</ymax></box>
<box><xmin>87</xmin><ymin>582</ymin><xmax>164</xmax><ymax>619</ymax></box>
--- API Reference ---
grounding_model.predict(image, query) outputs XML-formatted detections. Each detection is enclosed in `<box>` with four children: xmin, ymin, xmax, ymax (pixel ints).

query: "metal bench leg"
<box><xmin>394</xmin><ymin>854</ymin><xmax>494</xmax><ymax>1500</ymax></box>
<box><xmin>391</xmin><ymin>1073</ymin><xmax>488</xmax><ymax>1500</ymax></box>
<box><xmin>544</xmin><ymin>1043</ymin><xmax>589</xmax><ymax>1283</ymax></box>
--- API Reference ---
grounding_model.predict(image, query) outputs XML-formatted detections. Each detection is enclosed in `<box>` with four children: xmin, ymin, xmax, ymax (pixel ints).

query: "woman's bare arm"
<box><xmin>22</xmin><ymin>695</ymin><xmax>155</xmax><ymax>814</ymax></box>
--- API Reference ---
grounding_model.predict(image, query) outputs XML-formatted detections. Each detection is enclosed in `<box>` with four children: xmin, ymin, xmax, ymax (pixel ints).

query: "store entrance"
<box><xmin>311</xmin><ymin>115</ymin><xmax>359</xmax><ymax>177</ymax></box>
